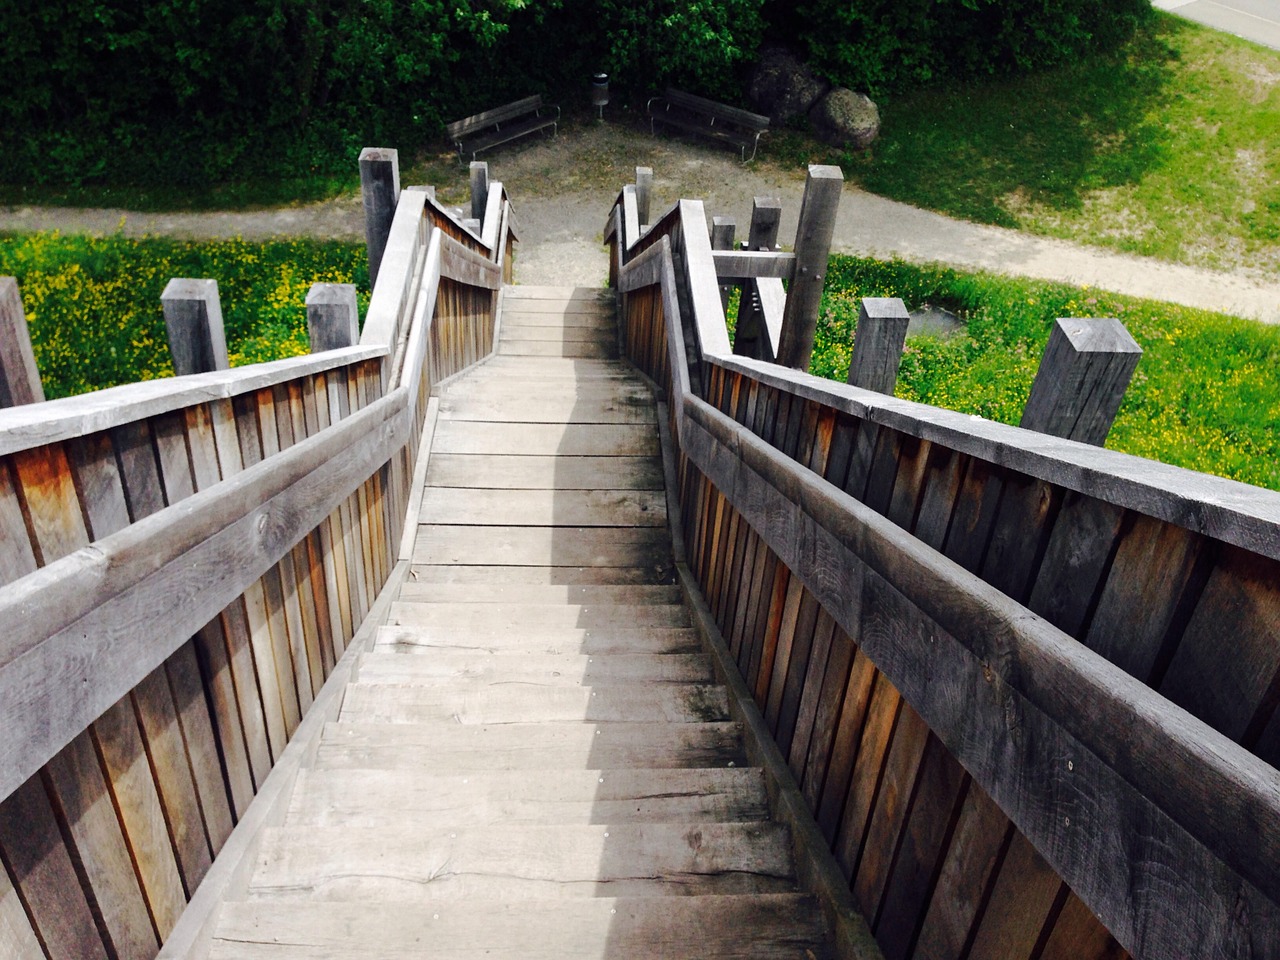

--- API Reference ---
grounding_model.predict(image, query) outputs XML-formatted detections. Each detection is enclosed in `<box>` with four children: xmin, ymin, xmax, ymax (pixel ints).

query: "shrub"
<box><xmin>0</xmin><ymin>232</ymin><xmax>369</xmax><ymax>399</ymax></box>
<box><xmin>773</xmin><ymin>0</ymin><xmax>1152</xmax><ymax>95</ymax></box>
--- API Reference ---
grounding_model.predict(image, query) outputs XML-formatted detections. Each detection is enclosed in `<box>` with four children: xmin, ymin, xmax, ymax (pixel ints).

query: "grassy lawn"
<box><xmin>809</xmin><ymin>255</ymin><xmax>1280</xmax><ymax>492</ymax></box>
<box><xmin>0</xmin><ymin>232</ymin><xmax>369</xmax><ymax>399</ymax></box>
<box><xmin>772</xmin><ymin>13</ymin><xmax>1280</xmax><ymax>280</ymax></box>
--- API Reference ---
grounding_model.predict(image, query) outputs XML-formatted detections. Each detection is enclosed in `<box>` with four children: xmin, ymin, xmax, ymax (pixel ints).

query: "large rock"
<box><xmin>809</xmin><ymin>88</ymin><xmax>880</xmax><ymax>150</ymax></box>
<box><xmin>748</xmin><ymin>46</ymin><xmax>829</xmax><ymax>125</ymax></box>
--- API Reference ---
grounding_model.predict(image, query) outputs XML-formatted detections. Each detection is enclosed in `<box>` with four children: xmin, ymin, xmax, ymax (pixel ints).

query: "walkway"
<box><xmin>1153</xmin><ymin>0</ymin><xmax>1280</xmax><ymax>50</ymax></box>
<box><xmin>201</xmin><ymin>286</ymin><xmax>832</xmax><ymax>958</ymax></box>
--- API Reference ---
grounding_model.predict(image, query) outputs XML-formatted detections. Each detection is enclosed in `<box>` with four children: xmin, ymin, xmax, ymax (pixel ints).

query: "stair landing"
<box><xmin>205</xmin><ymin>286</ymin><xmax>832</xmax><ymax>958</ymax></box>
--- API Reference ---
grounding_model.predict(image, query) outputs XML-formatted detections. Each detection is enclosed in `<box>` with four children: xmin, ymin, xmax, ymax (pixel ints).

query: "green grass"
<box><xmin>0</xmin><ymin>232</ymin><xmax>369</xmax><ymax>399</ymax></box>
<box><xmin>809</xmin><ymin>256</ymin><xmax>1280</xmax><ymax>491</ymax></box>
<box><xmin>769</xmin><ymin>13</ymin><xmax>1280</xmax><ymax>279</ymax></box>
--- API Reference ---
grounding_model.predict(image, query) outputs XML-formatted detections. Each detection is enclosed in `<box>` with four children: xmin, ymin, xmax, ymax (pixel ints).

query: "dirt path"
<box><xmin>4</xmin><ymin>123</ymin><xmax>1277</xmax><ymax>324</ymax></box>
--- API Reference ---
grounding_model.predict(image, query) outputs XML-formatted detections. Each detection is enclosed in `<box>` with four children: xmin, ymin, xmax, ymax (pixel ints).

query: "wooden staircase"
<box><xmin>206</xmin><ymin>286</ymin><xmax>832</xmax><ymax>958</ymax></box>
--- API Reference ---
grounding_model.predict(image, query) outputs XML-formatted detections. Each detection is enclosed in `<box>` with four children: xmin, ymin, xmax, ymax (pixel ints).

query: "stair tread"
<box><xmin>356</xmin><ymin>650</ymin><xmax>715</xmax><ymax>685</ymax></box>
<box><xmin>247</xmin><ymin>822</ymin><xmax>797</xmax><ymax>902</ymax></box>
<box><xmin>210</xmin><ymin>893</ymin><xmax>831</xmax><ymax>960</ymax></box>
<box><xmin>285</xmin><ymin>767</ymin><xmax>767</xmax><ymax>828</ymax></box>
<box><xmin>314</xmin><ymin>721</ymin><xmax>748</xmax><ymax>771</ymax></box>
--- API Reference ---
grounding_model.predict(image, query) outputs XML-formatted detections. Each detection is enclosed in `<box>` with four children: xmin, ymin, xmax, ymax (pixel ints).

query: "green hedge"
<box><xmin>0</xmin><ymin>0</ymin><xmax>764</xmax><ymax>190</ymax></box>
<box><xmin>776</xmin><ymin>0</ymin><xmax>1152</xmax><ymax>95</ymax></box>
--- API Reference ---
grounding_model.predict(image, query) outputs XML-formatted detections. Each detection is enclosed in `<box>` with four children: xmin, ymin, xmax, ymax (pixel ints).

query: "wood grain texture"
<box><xmin>0</xmin><ymin>776</ymin><xmax>109</xmax><ymax>959</ymax></box>
<box><xmin>0</xmin><ymin>861</ymin><xmax>44</xmax><ymax>960</ymax></box>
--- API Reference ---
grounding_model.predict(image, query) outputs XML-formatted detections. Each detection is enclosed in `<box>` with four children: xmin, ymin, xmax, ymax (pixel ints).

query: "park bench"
<box><xmin>646</xmin><ymin>88</ymin><xmax>769</xmax><ymax>162</ymax></box>
<box><xmin>447</xmin><ymin>95</ymin><xmax>559</xmax><ymax>161</ymax></box>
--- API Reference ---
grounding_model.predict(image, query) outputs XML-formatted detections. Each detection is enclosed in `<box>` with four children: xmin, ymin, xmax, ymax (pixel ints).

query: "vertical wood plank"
<box><xmin>815</xmin><ymin>648</ymin><xmax>878</xmax><ymax>841</ymax></box>
<box><xmin>1038</xmin><ymin>891</ymin><xmax>1129</xmax><ymax>960</ymax></box>
<box><xmin>166</xmin><ymin>642</ymin><xmax>236</xmax><ymax>852</ymax></box>
<box><xmin>43</xmin><ymin>732</ymin><xmax>159</xmax><ymax>959</ymax></box>
<box><xmin>10</xmin><ymin>445</ymin><xmax>87</xmax><ymax>564</ymax></box>
<box><xmin>853</xmin><ymin>702</ymin><xmax>931</xmax><ymax>922</ymax></box>
<box><xmin>979</xmin><ymin>474</ymin><xmax>1061</xmax><ymax>604</ymax></box>
<box><xmin>0</xmin><ymin>778</ymin><xmax>109</xmax><ymax>959</ymax></box>
<box><xmin>834</xmin><ymin>673</ymin><xmax>902</xmax><ymax>881</ymax></box>
<box><xmin>0</xmin><ymin>861</ymin><xmax>45</xmax><ymax>960</ymax></box>
<box><xmin>92</xmin><ymin>701</ymin><xmax>188</xmax><ymax>940</ymax></box>
<box><xmin>913</xmin><ymin>785</ymin><xmax>1011</xmax><ymax>960</ymax></box>
<box><xmin>800</xmin><ymin>624</ymin><xmax>860</xmax><ymax>813</ymax></box>
<box><xmin>0</xmin><ymin>462</ymin><xmax>37</xmax><ymax>585</ymax></box>
<box><xmin>873</xmin><ymin>740</ymin><xmax>969</xmax><ymax>960</ymax></box>
<box><xmin>132</xmin><ymin>667</ymin><xmax>213</xmax><ymax>895</ymax></box>
<box><xmin>965</xmin><ymin>834</ymin><xmax>1063</xmax><ymax>960</ymax></box>
<box><xmin>774</xmin><ymin>589</ymin><xmax>823</xmax><ymax>758</ymax></box>
<box><xmin>763</xmin><ymin>576</ymin><xmax>805</xmax><ymax>731</ymax></box>
<box><xmin>1026</xmin><ymin>493</ymin><xmax>1126</xmax><ymax>637</ymax></box>
<box><xmin>787</xmin><ymin>608</ymin><xmax>838</xmax><ymax>784</ymax></box>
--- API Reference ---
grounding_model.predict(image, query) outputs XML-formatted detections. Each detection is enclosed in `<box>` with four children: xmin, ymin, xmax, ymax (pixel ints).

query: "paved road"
<box><xmin>1153</xmin><ymin>0</ymin><xmax>1280</xmax><ymax>49</ymax></box>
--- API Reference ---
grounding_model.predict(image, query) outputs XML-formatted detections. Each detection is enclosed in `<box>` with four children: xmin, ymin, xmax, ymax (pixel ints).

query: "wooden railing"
<box><xmin>0</xmin><ymin>168</ymin><xmax>515</xmax><ymax>958</ymax></box>
<box><xmin>609</xmin><ymin>189</ymin><xmax>1280</xmax><ymax>960</ymax></box>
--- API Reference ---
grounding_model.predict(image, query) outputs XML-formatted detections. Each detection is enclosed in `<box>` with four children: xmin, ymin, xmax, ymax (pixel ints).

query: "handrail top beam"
<box><xmin>0</xmin><ymin>345</ymin><xmax>386</xmax><ymax>457</ymax></box>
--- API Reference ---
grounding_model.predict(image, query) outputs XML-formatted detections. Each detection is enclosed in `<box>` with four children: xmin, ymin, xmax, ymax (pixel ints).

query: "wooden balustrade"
<box><xmin>0</xmin><ymin>156</ymin><xmax>517</xmax><ymax>959</ymax></box>
<box><xmin>610</xmin><ymin>190</ymin><xmax>1280</xmax><ymax>960</ymax></box>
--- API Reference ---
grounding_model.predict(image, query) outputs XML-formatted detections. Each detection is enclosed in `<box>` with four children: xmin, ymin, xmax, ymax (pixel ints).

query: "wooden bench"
<box><xmin>646</xmin><ymin>88</ymin><xmax>769</xmax><ymax>162</ymax></box>
<box><xmin>447</xmin><ymin>96</ymin><xmax>559</xmax><ymax>161</ymax></box>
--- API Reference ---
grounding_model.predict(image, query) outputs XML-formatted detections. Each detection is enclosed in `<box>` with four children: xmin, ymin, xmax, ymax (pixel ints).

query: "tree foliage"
<box><xmin>776</xmin><ymin>0</ymin><xmax>1152</xmax><ymax>95</ymax></box>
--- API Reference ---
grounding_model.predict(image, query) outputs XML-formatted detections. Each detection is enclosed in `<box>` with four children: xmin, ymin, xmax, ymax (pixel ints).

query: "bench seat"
<box><xmin>448</xmin><ymin>96</ymin><xmax>559</xmax><ymax>161</ymax></box>
<box><xmin>647</xmin><ymin>89</ymin><xmax>768</xmax><ymax>162</ymax></box>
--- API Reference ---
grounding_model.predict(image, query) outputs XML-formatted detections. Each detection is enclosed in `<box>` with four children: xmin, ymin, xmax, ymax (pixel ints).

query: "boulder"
<box><xmin>748</xmin><ymin>46</ymin><xmax>829</xmax><ymax>125</ymax></box>
<box><xmin>809</xmin><ymin>88</ymin><xmax>880</xmax><ymax>150</ymax></box>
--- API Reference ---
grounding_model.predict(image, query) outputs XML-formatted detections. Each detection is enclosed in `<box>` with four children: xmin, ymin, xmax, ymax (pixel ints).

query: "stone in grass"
<box><xmin>908</xmin><ymin>304</ymin><xmax>965</xmax><ymax>339</ymax></box>
<box><xmin>809</xmin><ymin>88</ymin><xmax>881</xmax><ymax>150</ymax></box>
<box><xmin>748</xmin><ymin>45</ymin><xmax>830</xmax><ymax>125</ymax></box>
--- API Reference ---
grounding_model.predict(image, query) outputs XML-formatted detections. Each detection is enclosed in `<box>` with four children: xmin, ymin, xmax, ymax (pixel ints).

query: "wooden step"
<box><xmin>499</xmin><ymin>312</ymin><xmax>614</xmax><ymax>328</ymax></box>
<box><xmin>413</xmin><ymin>525</ymin><xmax>671</xmax><ymax>569</ymax></box>
<box><xmin>476</xmin><ymin>357</ymin><xmax>634</xmax><ymax>378</ymax></box>
<box><xmin>426</xmin><ymin>454</ymin><xmax>664</xmax><ymax>491</ymax></box>
<box><xmin>285</xmin><ymin>767</ymin><xmax>768</xmax><ymax>828</ymax></box>
<box><xmin>417</xmin><ymin>487</ymin><xmax>667</xmax><ymax>527</ymax></box>
<box><xmin>246</xmin><ymin>822</ymin><xmax>797</xmax><ymax>902</ymax></box>
<box><xmin>397</xmin><ymin>582</ymin><xmax>682</xmax><ymax>605</ymax></box>
<box><xmin>387</xmin><ymin>601</ymin><xmax>690</xmax><ymax>630</ymax></box>
<box><xmin>501</xmin><ymin>340</ymin><xmax>618</xmax><ymax>359</ymax></box>
<box><xmin>210</xmin><ymin>893</ymin><xmax>831</xmax><ymax>959</ymax></box>
<box><xmin>438</xmin><ymin>394</ymin><xmax>654</xmax><ymax>425</ymax></box>
<box><xmin>500</xmin><ymin>324</ymin><xmax>616</xmax><ymax>342</ymax></box>
<box><xmin>338</xmin><ymin>681</ymin><xmax>730</xmax><ymax>724</ymax></box>
<box><xmin>374</xmin><ymin>624</ymin><xmax>701</xmax><ymax>655</ymax></box>
<box><xmin>407</xmin><ymin>563</ymin><xmax>675</xmax><ymax>586</ymax></box>
<box><xmin>356</xmin><ymin>651</ymin><xmax>714</xmax><ymax>685</ymax></box>
<box><xmin>432</xmin><ymin>421</ymin><xmax>659</xmax><ymax>456</ymax></box>
<box><xmin>313</xmin><ymin>721</ymin><xmax>748</xmax><ymax>771</ymax></box>
<box><xmin>441</xmin><ymin>379</ymin><xmax>650</xmax><ymax>400</ymax></box>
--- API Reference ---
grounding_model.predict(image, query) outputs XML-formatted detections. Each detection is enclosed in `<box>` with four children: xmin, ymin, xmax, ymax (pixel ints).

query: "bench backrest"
<box><xmin>664</xmin><ymin>88</ymin><xmax>768</xmax><ymax>130</ymax></box>
<box><xmin>447</xmin><ymin>96</ymin><xmax>543</xmax><ymax>139</ymax></box>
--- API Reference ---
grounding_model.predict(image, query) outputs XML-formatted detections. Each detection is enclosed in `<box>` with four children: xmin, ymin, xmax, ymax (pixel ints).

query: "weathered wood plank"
<box><xmin>0</xmin><ymin>862</ymin><xmax>44</xmax><ymax>960</ymax></box>
<box><xmin>375</xmin><ymin>623</ymin><xmax>700</xmax><ymax>655</ymax></box>
<box><xmin>356</xmin><ymin>650</ymin><xmax>712</xmax><ymax>685</ymax></box>
<box><xmin>43</xmin><ymin>731</ymin><xmax>159</xmax><ymax>959</ymax></box>
<box><xmin>248</xmin><ymin>822</ymin><xmax>795</xmax><ymax>901</ymax></box>
<box><xmin>387</xmin><ymin>600</ymin><xmax>689</xmax><ymax>630</ymax></box>
<box><xmin>419</xmin><ymin>487</ymin><xmax>666</xmax><ymax>527</ymax></box>
<box><xmin>432</xmin><ymin>421</ymin><xmax>659</xmax><ymax>456</ymax></box>
<box><xmin>314</xmin><ymin>720</ymin><xmax>747</xmax><ymax>771</ymax></box>
<box><xmin>966</xmin><ymin>833</ymin><xmax>1064</xmax><ymax>960</ymax></box>
<box><xmin>397</xmin><ymin>582</ymin><xmax>681</xmax><ymax>605</ymax></box>
<box><xmin>407</xmin><ymin>563</ymin><xmax>672</xmax><ymax>585</ymax></box>
<box><xmin>166</xmin><ymin>641</ymin><xmax>236</xmax><ymax>853</ymax></box>
<box><xmin>0</xmin><ymin>778</ymin><xmax>109</xmax><ymax>959</ymax></box>
<box><xmin>501</xmin><ymin>339</ymin><xmax>618</xmax><ymax>359</ymax></box>
<box><xmin>413</xmin><ymin>524</ymin><xmax>672</xmax><ymax>569</ymax></box>
<box><xmin>338</xmin><ymin>681</ymin><xmax>729</xmax><ymax>724</ymax></box>
<box><xmin>209</xmin><ymin>894</ymin><xmax>827</xmax><ymax>959</ymax></box>
<box><xmin>287</xmin><ymin>768</ymin><xmax>767</xmax><ymax>828</ymax></box>
<box><xmin>439</xmin><ymin>395</ymin><xmax>653</xmax><ymax>425</ymax></box>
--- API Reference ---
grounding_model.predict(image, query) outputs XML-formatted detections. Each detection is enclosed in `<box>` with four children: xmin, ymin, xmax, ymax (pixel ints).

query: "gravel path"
<box><xmin>4</xmin><ymin>124</ymin><xmax>1277</xmax><ymax>323</ymax></box>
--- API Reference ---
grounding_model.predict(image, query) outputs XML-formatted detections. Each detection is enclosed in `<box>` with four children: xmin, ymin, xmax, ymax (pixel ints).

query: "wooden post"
<box><xmin>777</xmin><ymin>165</ymin><xmax>843</xmax><ymax>371</ymax></box>
<box><xmin>711</xmin><ymin>217</ymin><xmax>737</xmax><ymax>315</ymax></box>
<box><xmin>161</xmin><ymin>279</ymin><xmax>229</xmax><ymax>375</ymax></box>
<box><xmin>635</xmin><ymin>166</ymin><xmax>653</xmax><ymax>226</ymax></box>
<box><xmin>1020</xmin><ymin>318</ymin><xmax>1142</xmax><ymax>446</ymax></box>
<box><xmin>847</xmin><ymin>297</ymin><xmax>910</xmax><ymax>395</ymax></box>
<box><xmin>469</xmin><ymin>162</ymin><xmax>490</xmax><ymax>223</ymax></box>
<box><xmin>747</xmin><ymin>197</ymin><xmax>783</xmax><ymax>253</ymax></box>
<box><xmin>306</xmin><ymin>283</ymin><xmax>360</xmax><ymax>352</ymax></box>
<box><xmin>734</xmin><ymin>199</ymin><xmax>784</xmax><ymax>360</ymax></box>
<box><xmin>359</xmin><ymin>147</ymin><xmax>401</xmax><ymax>290</ymax></box>
<box><xmin>0</xmin><ymin>277</ymin><xmax>44</xmax><ymax>407</ymax></box>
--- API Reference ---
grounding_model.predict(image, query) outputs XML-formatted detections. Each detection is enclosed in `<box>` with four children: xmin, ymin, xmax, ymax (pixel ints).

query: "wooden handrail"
<box><xmin>0</xmin><ymin>346</ymin><xmax>385</xmax><ymax>458</ymax></box>
<box><xmin>612</xmin><ymin>187</ymin><xmax>1280</xmax><ymax>959</ymax></box>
